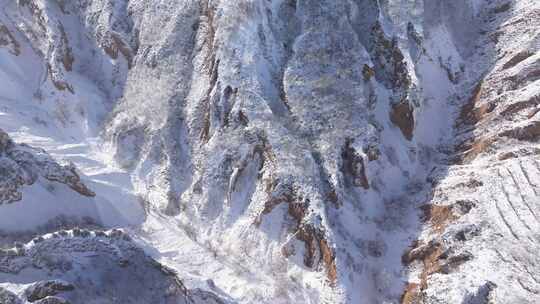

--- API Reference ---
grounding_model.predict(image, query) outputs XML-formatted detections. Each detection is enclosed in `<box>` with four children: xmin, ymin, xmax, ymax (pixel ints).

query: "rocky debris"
<box><xmin>367</xmin><ymin>22</ymin><xmax>411</xmax><ymax>92</ymax></box>
<box><xmin>492</xmin><ymin>2</ymin><xmax>512</xmax><ymax>14</ymax></box>
<box><xmin>419</xmin><ymin>200</ymin><xmax>475</xmax><ymax>233</ymax></box>
<box><xmin>401</xmin><ymin>240</ymin><xmax>444</xmax><ymax>303</ymax></box>
<box><xmin>25</xmin><ymin>280</ymin><xmax>74</xmax><ymax>302</ymax></box>
<box><xmin>362</xmin><ymin>64</ymin><xmax>375</xmax><ymax>81</ymax></box>
<box><xmin>402</xmin><ymin>240</ymin><xmax>442</xmax><ymax>266</ymax></box>
<box><xmin>401</xmin><ymin>282</ymin><xmax>421</xmax><ymax>304</ymax></box>
<box><xmin>503</xmin><ymin>50</ymin><xmax>534</xmax><ymax>70</ymax></box>
<box><xmin>47</xmin><ymin>63</ymin><xmax>73</xmax><ymax>93</ymax></box>
<box><xmin>458</xmin><ymin>81</ymin><xmax>496</xmax><ymax>127</ymax></box>
<box><xmin>297</xmin><ymin>224</ymin><xmax>338</xmax><ymax>285</ymax></box>
<box><xmin>500</xmin><ymin>121</ymin><xmax>540</xmax><ymax>142</ymax></box>
<box><xmin>0</xmin><ymin>156</ymin><xmax>26</xmax><ymax>204</ymax></box>
<box><xmin>0</xmin><ymin>129</ymin><xmax>94</xmax><ymax>205</ymax></box>
<box><xmin>463</xmin><ymin>281</ymin><xmax>497</xmax><ymax>304</ymax></box>
<box><xmin>419</xmin><ymin>205</ymin><xmax>456</xmax><ymax>234</ymax></box>
<box><xmin>364</xmin><ymin>20</ymin><xmax>416</xmax><ymax>142</ymax></box>
<box><xmin>100</xmin><ymin>31</ymin><xmax>134</xmax><ymax>68</ymax></box>
<box><xmin>0</xmin><ymin>287</ymin><xmax>21</xmax><ymax>304</ymax></box>
<box><xmin>57</xmin><ymin>25</ymin><xmax>74</xmax><ymax>72</ymax></box>
<box><xmin>499</xmin><ymin>94</ymin><xmax>540</xmax><ymax>118</ymax></box>
<box><xmin>437</xmin><ymin>251</ymin><xmax>473</xmax><ymax>274</ymax></box>
<box><xmin>452</xmin><ymin>224</ymin><xmax>482</xmax><ymax>242</ymax></box>
<box><xmin>0</xmin><ymin>130</ymin><xmax>13</xmax><ymax>150</ymax></box>
<box><xmin>0</xmin><ymin>23</ymin><xmax>21</xmax><ymax>56</ymax></box>
<box><xmin>497</xmin><ymin>147</ymin><xmax>540</xmax><ymax>160</ymax></box>
<box><xmin>256</xmin><ymin>180</ymin><xmax>337</xmax><ymax>284</ymax></box>
<box><xmin>456</xmin><ymin>136</ymin><xmax>495</xmax><ymax>164</ymax></box>
<box><xmin>402</xmin><ymin>239</ymin><xmax>475</xmax><ymax>302</ymax></box>
<box><xmin>0</xmin><ymin>230</ymin><xmax>228</xmax><ymax>304</ymax></box>
<box><xmin>408</xmin><ymin>149</ymin><xmax>540</xmax><ymax>302</ymax></box>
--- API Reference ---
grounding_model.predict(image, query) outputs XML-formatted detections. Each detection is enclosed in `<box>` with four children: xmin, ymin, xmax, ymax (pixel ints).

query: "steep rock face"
<box><xmin>0</xmin><ymin>128</ymin><xmax>94</xmax><ymax>205</ymax></box>
<box><xmin>99</xmin><ymin>0</ymin><xmax>469</xmax><ymax>302</ymax></box>
<box><xmin>0</xmin><ymin>0</ymin><xmax>538</xmax><ymax>303</ymax></box>
<box><xmin>0</xmin><ymin>22</ymin><xmax>20</xmax><ymax>55</ymax></box>
<box><xmin>403</xmin><ymin>1</ymin><xmax>540</xmax><ymax>303</ymax></box>
<box><xmin>0</xmin><ymin>129</ymin><xmax>110</xmax><ymax>233</ymax></box>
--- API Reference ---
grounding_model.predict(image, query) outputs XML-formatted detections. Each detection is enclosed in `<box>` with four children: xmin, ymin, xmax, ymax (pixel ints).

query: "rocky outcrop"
<box><xmin>0</xmin><ymin>129</ymin><xmax>94</xmax><ymax>205</ymax></box>
<box><xmin>341</xmin><ymin>139</ymin><xmax>370</xmax><ymax>189</ymax></box>
<box><xmin>0</xmin><ymin>23</ymin><xmax>20</xmax><ymax>56</ymax></box>
<box><xmin>404</xmin><ymin>1</ymin><xmax>540</xmax><ymax>302</ymax></box>
<box><xmin>0</xmin><ymin>229</ymin><xmax>228</xmax><ymax>304</ymax></box>
<box><xmin>390</xmin><ymin>101</ymin><xmax>415</xmax><ymax>141</ymax></box>
<box><xmin>0</xmin><ymin>287</ymin><xmax>21</xmax><ymax>304</ymax></box>
<box><xmin>25</xmin><ymin>280</ymin><xmax>74</xmax><ymax>302</ymax></box>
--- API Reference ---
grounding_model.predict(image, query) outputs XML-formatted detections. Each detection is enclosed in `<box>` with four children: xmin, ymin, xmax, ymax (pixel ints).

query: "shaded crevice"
<box><xmin>275</xmin><ymin>0</ymin><xmax>300</xmax><ymax>115</ymax></box>
<box><xmin>340</xmin><ymin>139</ymin><xmax>369</xmax><ymax>190</ymax></box>
<box><xmin>502</xmin><ymin>50</ymin><xmax>534</xmax><ymax>70</ymax></box>
<box><xmin>200</xmin><ymin>59</ymin><xmax>219</xmax><ymax>143</ymax></box>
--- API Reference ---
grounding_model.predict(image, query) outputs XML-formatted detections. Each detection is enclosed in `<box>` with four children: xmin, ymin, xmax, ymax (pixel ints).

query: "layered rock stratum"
<box><xmin>0</xmin><ymin>0</ymin><xmax>538</xmax><ymax>303</ymax></box>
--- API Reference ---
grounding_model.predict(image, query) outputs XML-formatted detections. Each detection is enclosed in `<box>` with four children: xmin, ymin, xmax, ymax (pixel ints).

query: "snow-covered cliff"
<box><xmin>0</xmin><ymin>0</ymin><xmax>538</xmax><ymax>303</ymax></box>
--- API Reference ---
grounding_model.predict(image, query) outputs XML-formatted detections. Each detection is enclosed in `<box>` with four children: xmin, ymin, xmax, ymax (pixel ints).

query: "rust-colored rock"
<box><xmin>402</xmin><ymin>240</ymin><xmax>444</xmax><ymax>295</ymax></box>
<box><xmin>256</xmin><ymin>182</ymin><xmax>338</xmax><ymax>286</ymax></box>
<box><xmin>401</xmin><ymin>283</ymin><xmax>422</xmax><ymax>304</ymax></box>
<box><xmin>319</xmin><ymin>237</ymin><xmax>337</xmax><ymax>285</ymax></box>
<box><xmin>420</xmin><ymin>204</ymin><xmax>457</xmax><ymax>234</ymax></box>
<box><xmin>59</xmin><ymin>25</ymin><xmax>74</xmax><ymax>72</ymax></box>
<box><xmin>362</xmin><ymin>64</ymin><xmax>375</xmax><ymax>81</ymax></box>
<box><xmin>297</xmin><ymin>225</ymin><xmax>337</xmax><ymax>285</ymax></box>
<box><xmin>457</xmin><ymin>81</ymin><xmax>496</xmax><ymax>126</ymax></box>
<box><xmin>390</xmin><ymin>101</ymin><xmax>415</xmax><ymax>141</ymax></box>
<box><xmin>402</xmin><ymin>198</ymin><xmax>477</xmax><ymax>300</ymax></box>
<box><xmin>297</xmin><ymin>226</ymin><xmax>318</xmax><ymax>268</ymax></box>
<box><xmin>456</xmin><ymin>136</ymin><xmax>495</xmax><ymax>164</ymax></box>
<box><xmin>102</xmin><ymin>33</ymin><xmax>133</xmax><ymax>68</ymax></box>
<box><xmin>419</xmin><ymin>201</ymin><xmax>474</xmax><ymax>234</ymax></box>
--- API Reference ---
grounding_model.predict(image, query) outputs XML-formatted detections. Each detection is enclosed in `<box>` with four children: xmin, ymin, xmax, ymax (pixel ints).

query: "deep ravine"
<box><xmin>0</xmin><ymin>1</ymin><xmax>539</xmax><ymax>303</ymax></box>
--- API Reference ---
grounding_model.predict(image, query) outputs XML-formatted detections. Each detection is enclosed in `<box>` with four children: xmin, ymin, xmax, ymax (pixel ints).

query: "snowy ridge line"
<box><xmin>19</xmin><ymin>228</ymin><xmax>132</xmax><ymax>250</ymax></box>
<box><xmin>0</xmin><ymin>228</ymin><xmax>133</xmax><ymax>257</ymax></box>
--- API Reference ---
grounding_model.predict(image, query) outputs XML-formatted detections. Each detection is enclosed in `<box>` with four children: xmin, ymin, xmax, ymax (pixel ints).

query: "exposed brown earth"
<box><xmin>390</xmin><ymin>101</ymin><xmax>415</xmax><ymax>141</ymax></box>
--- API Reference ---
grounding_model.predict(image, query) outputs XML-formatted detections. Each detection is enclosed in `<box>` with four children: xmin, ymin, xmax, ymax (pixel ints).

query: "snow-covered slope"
<box><xmin>403</xmin><ymin>1</ymin><xmax>540</xmax><ymax>302</ymax></box>
<box><xmin>0</xmin><ymin>229</ymin><xmax>230</xmax><ymax>304</ymax></box>
<box><xmin>0</xmin><ymin>0</ymin><xmax>538</xmax><ymax>303</ymax></box>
